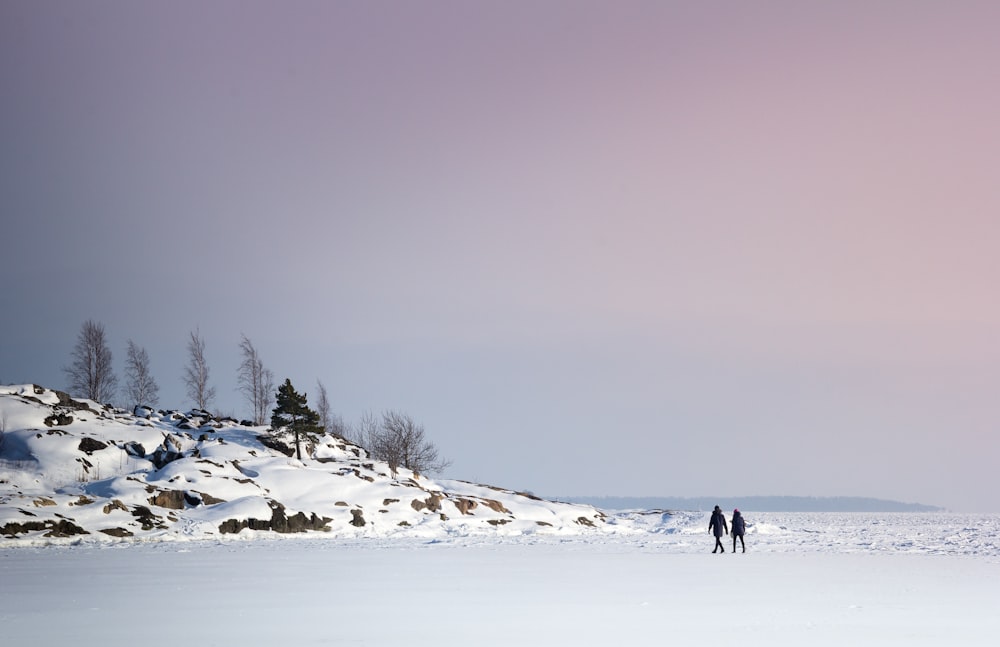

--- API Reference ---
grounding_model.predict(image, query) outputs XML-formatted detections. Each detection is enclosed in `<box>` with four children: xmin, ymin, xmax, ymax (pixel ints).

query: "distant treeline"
<box><xmin>561</xmin><ymin>496</ymin><xmax>944</xmax><ymax>513</ymax></box>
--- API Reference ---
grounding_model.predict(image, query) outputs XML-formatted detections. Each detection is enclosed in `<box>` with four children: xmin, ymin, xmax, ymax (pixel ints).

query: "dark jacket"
<box><xmin>709</xmin><ymin>509</ymin><xmax>728</xmax><ymax>537</ymax></box>
<box><xmin>731</xmin><ymin>511</ymin><xmax>746</xmax><ymax>536</ymax></box>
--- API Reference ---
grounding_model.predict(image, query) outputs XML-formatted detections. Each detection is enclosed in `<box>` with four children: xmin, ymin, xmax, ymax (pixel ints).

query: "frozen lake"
<box><xmin>2</xmin><ymin>512</ymin><xmax>998</xmax><ymax>646</ymax></box>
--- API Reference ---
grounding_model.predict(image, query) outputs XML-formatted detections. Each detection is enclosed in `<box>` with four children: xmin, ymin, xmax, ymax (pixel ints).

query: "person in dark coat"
<box><xmin>731</xmin><ymin>508</ymin><xmax>746</xmax><ymax>553</ymax></box>
<box><xmin>708</xmin><ymin>505</ymin><xmax>728</xmax><ymax>554</ymax></box>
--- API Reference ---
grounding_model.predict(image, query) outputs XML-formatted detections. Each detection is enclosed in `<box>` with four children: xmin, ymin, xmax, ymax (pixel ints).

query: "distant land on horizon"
<box><xmin>560</xmin><ymin>496</ymin><xmax>945</xmax><ymax>513</ymax></box>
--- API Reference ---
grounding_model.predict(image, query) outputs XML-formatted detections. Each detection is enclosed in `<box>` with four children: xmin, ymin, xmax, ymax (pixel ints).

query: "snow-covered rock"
<box><xmin>0</xmin><ymin>384</ymin><xmax>608</xmax><ymax>543</ymax></box>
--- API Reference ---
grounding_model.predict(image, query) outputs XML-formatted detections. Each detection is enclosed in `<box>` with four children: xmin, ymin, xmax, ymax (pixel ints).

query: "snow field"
<box><xmin>2</xmin><ymin>534</ymin><xmax>998</xmax><ymax>647</ymax></box>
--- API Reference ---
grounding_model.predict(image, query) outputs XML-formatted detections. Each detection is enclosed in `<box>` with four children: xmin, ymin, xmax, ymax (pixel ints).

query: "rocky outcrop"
<box><xmin>131</xmin><ymin>505</ymin><xmax>166</xmax><ymax>531</ymax></box>
<box><xmin>1</xmin><ymin>384</ymin><xmax>611</xmax><ymax>543</ymax></box>
<box><xmin>411</xmin><ymin>494</ymin><xmax>443</xmax><ymax>512</ymax></box>
<box><xmin>218</xmin><ymin>500</ymin><xmax>331</xmax><ymax>534</ymax></box>
<box><xmin>149</xmin><ymin>435</ymin><xmax>184</xmax><ymax>469</ymax></box>
<box><xmin>257</xmin><ymin>434</ymin><xmax>294</xmax><ymax>457</ymax></box>
<box><xmin>147</xmin><ymin>489</ymin><xmax>199</xmax><ymax>510</ymax></box>
<box><xmin>99</xmin><ymin>527</ymin><xmax>134</xmax><ymax>538</ymax></box>
<box><xmin>2</xmin><ymin>518</ymin><xmax>88</xmax><ymax>538</ymax></box>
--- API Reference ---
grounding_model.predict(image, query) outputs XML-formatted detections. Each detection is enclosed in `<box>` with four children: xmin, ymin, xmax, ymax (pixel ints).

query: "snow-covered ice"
<box><xmin>2</xmin><ymin>512</ymin><xmax>998</xmax><ymax>646</ymax></box>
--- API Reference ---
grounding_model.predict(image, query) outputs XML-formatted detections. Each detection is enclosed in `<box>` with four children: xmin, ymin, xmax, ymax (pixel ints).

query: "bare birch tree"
<box><xmin>314</xmin><ymin>379</ymin><xmax>347</xmax><ymax>437</ymax></box>
<box><xmin>364</xmin><ymin>410</ymin><xmax>451</xmax><ymax>477</ymax></box>
<box><xmin>183</xmin><ymin>328</ymin><xmax>215</xmax><ymax>411</ymax></box>
<box><xmin>352</xmin><ymin>410</ymin><xmax>380</xmax><ymax>452</ymax></box>
<box><xmin>65</xmin><ymin>320</ymin><xmax>118</xmax><ymax>403</ymax></box>
<box><xmin>316</xmin><ymin>379</ymin><xmax>331</xmax><ymax>432</ymax></box>
<box><xmin>123</xmin><ymin>339</ymin><xmax>159</xmax><ymax>410</ymax></box>
<box><xmin>237</xmin><ymin>334</ymin><xmax>274</xmax><ymax>426</ymax></box>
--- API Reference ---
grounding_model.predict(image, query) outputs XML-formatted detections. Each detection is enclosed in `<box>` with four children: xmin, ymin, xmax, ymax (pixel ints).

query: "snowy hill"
<box><xmin>0</xmin><ymin>384</ymin><xmax>608</xmax><ymax>544</ymax></box>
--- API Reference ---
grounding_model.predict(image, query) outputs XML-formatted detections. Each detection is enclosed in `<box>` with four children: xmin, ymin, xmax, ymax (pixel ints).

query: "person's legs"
<box><xmin>738</xmin><ymin>534</ymin><xmax>745</xmax><ymax>552</ymax></box>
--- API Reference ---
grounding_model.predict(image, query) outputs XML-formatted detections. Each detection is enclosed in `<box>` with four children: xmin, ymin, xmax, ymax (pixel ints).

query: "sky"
<box><xmin>2</xmin><ymin>0</ymin><xmax>999</xmax><ymax>511</ymax></box>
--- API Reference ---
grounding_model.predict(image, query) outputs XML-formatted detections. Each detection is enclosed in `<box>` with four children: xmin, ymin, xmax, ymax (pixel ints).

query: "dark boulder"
<box><xmin>78</xmin><ymin>437</ymin><xmax>108</xmax><ymax>455</ymax></box>
<box><xmin>44</xmin><ymin>413</ymin><xmax>75</xmax><ymax>427</ymax></box>
<box><xmin>123</xmin><ymin>441</ymin><xmax>146</xmax><ymax>458</ymax></box>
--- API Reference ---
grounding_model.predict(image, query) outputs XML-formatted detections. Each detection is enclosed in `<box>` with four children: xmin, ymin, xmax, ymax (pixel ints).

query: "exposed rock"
<box><xmin>78</xmin><ymin>437</ymin><xmax>108</xmax><ymax>455</ymax></box>
<box><xmin>411</xmin><ymin>494</ymin><xmax>443</xmax><ymax>512</ymax></box>
<box><xmin>193</xmin><ymin>490</ymin><xmax>227</xmax><ymax>506</ymax></box>
<box><xmin>1</xmin><ymin>518</ymin><xmax>89</xmax><ymax>538</ymax></box>
<box><xmin>147</xmin><ymin>489</ymin><xmax>191</xmax><ymax>510</ymax></box>
<box><xmin>149</xmin><ymin>436</ymin><xmax>185</xmax><ymax>469</ymax></box>
<box><xmin>44</xmin><ymin>413</ymin><xmax>74</xmax><ymax>427</ymax></box>
<box><xmin>103</xmin><ymin>500</ymin><xmax>129</xmax><ymax>514</ymax></box>
<box><xmin>123</xmin><ymin>441</ymin><xmax>146</xmax><ymax>458</ymax></box>
<box><xmin>482</xmin><ymin>498</ymin><xmax>511</xmax><ymax>514</ymax></box>
<box><xmin>51</xmin><ymin>520</ymin><xmax>88</xmax><ymax>537</ymax></box>
<box><xmin>350</xmin><ymin>509</ymin><xmax>366</xmax><ymax>527</ymax></box>
<box><xmin>99</xmin><ymin>527</ymin><xmax>134</xmax><ymax>538</ymax></box>
<box><xmin>131</xmin><ymin>505</ymin><xmax>166</xmax><ymax>531</ymax></box>
<box><xmin>453</xmin><ymin>498</ymin><xmax>478</xmax><ymax>515</ymax></box>
<box><xmin>52</xmin><ymin>390</ymin><xmax>100</xmax><ymax>413</ymax></box>
<box><xmin>218</xmin><ymin>500</ymin><xmax>331</xmax><ymax>534</ymax></box>
<box><xmin>257</xmin><ymin>434</ymin><xmax>294</xmax><ymax>457</ymax></box>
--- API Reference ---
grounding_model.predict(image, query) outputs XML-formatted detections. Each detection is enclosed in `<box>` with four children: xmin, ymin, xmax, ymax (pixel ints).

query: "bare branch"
<box><xmin>64</xmin><ymin>320</ymin><xmax>118</xmax><ymax>403</ymax></box>
<box><xmin>124</xmin><ymin>339</ymin><xmax>159</xmax><ymax>411</ymax></box>
<box><xmin>183</xmin><ymin>328</ymin><xmax>215</xmax><ymax>411</ymax></box>
<box><xmin>237</xmin><ymin>334</ymin><xmax>273</xmax><ymax>425</ymax></box>
<box><xmin>362</xmin><ymin>410</ymin><xmax>451</xmax><ymax>478</ymax></box>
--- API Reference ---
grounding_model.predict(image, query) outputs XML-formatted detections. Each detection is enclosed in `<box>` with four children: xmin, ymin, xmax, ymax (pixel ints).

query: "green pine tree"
<box><xmin>270</xmin><ymin>378</ymin><xmax>321</xmax><ymax>460</ymax></box>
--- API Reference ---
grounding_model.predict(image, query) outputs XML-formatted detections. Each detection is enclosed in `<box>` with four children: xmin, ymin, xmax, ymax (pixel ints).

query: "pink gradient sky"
<box><xmin>2</xmin><ymin>1</ymin><xmax>999</xmax><ymax>510</ymax></box>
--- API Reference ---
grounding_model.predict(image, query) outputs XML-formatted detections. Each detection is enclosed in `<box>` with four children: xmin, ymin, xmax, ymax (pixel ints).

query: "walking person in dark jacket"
<box><xmin>708</xmin><ymin>505</ymin><xmax>728</xmax><ymax>554</ymax></box>
<box><xmin>731</xmin><ymin>508</ymin><xmax>746</xmax><ymax>553</ymax></box>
